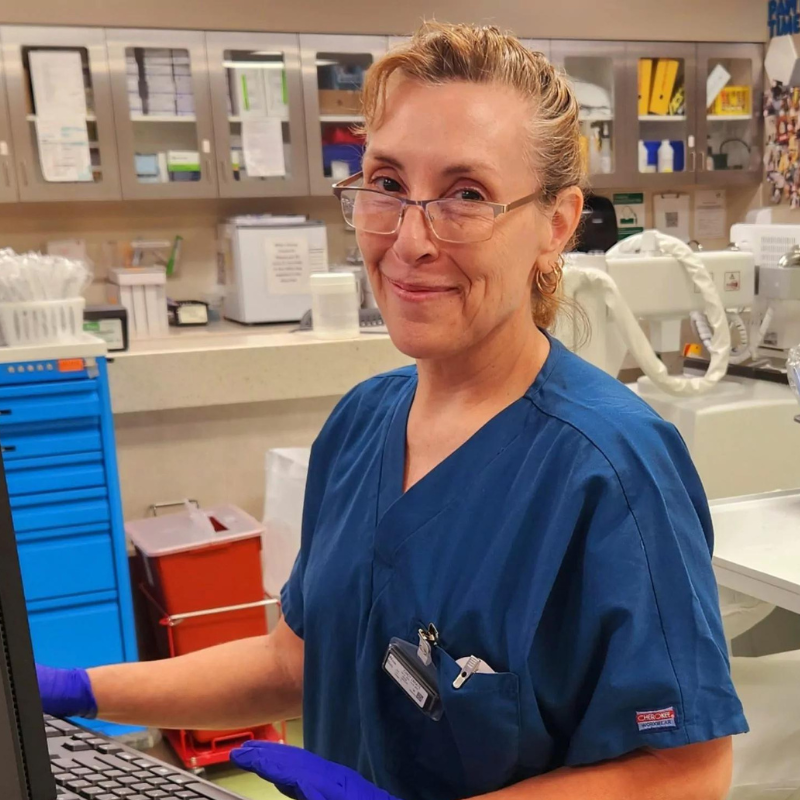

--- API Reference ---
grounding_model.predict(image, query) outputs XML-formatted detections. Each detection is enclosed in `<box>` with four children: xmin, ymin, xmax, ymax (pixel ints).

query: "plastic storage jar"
<box><xmin>310</xmin><ymin>271</ymin><xmax>360</xmax><ymax>339</ymax></box>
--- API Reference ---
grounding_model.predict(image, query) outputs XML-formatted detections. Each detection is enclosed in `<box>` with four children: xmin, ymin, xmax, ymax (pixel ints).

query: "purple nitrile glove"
<box><xmin>36</xmin><ymin>664</ymin><xmax>97</xmax><ymax>719</ymax></box>
<box><xmin>230</xmin><ymin>741</ymin><xmax>400</xmax><ymax>800</ymax></box>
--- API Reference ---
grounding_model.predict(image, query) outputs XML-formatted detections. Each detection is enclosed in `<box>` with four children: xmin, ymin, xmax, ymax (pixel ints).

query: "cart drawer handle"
<box><xmin>1</xmin><ymin>445</ymin><xmax>16</xmax><ymax>453</ymax></box>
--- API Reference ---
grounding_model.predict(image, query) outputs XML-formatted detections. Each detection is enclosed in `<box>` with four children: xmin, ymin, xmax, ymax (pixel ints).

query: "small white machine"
<box><xmin>219</xmin><ymin>217</ymin><xmax>329</xmax><ymax>324</ymax></box>
<box><xmin>561</xmin><ymin>229</ymin><xmax>800</xmax><ymax>500</ymax></box>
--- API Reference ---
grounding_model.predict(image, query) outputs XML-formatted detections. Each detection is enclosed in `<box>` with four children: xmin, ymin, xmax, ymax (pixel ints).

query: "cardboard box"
<box><xmin>319</xmin><ymin>89</ymin><xmax>361</xmax><ymax>115</ymax></box>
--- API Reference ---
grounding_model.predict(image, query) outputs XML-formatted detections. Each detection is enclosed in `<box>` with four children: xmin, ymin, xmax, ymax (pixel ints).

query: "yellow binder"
<box><xmin>638</xmin><ymin>59</ymin><xmax>653</xmax><ymax>116</ymax></box>
<box><xmin>649</xmin><ymin>59</ymin><xmax>679</xmax><ymax>116</ymax></box>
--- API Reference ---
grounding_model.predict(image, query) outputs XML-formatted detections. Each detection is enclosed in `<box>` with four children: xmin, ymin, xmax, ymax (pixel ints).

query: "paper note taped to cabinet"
<box><xmin>35</xmin><ymin>119</ymin><xmax>92</xmax><ymax>183</ymax></box>
<box><xmin>243</xmin><ymin>118</ymin><xmax>286</xmax><ymax>178</ymax></box>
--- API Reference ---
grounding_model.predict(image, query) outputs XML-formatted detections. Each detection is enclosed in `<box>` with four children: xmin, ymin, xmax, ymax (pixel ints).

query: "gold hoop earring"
<box><xmin>534</xmin><ymin>257</ymin><xmax>563</xmax><ymax>296</ymax></box>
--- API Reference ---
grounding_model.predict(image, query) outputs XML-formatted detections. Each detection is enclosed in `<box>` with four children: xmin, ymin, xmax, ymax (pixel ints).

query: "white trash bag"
<box><xmin>261</xmin><ymin>448</ymin><xmax>310</xmax><ymax>598</ymax></box>
<box><xmin>728</xmin><ymin>650</ymin><xmax>800</xmax><ymax>800</ymax></box>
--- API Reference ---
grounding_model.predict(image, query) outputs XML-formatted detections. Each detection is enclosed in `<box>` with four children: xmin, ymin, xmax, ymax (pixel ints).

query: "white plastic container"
<box><xmin>107</xmin><ymin>266</ymin><xmax>168</xmax><ymax>339</ymax></box>
<box><xmin>310</xmin><ymin>271</ymin><xmax>360</xmax><ymax>340</ymax></box>
<box><xmin>0</xmin><ymin>297</ymin><xmax>85</xmax><ymax>346</ymax></box>
<box><xmin>658</xmin><ymin>139</ymin><xmax>674</xmax><ymax>173</ymax></box>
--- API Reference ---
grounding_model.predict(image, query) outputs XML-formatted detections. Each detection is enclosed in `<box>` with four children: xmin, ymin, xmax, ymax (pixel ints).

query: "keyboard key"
<box><xmin>52</xmin><ymin>758</ymin><xmax>78</xmax><ymax>770</ymax></box>
<box><xmin>143</xmin><ymin>792</ymin><xmax>168</xmax><ymax>799</ymax></box>
<box><xmin>113</xmin><ymin>790</ymin><xmax>135</xmax><ymax>797</ymax></box>
<box><xmin>146</xmin><ymin>777</ymin><xmax>168</xmax><ymax>786</ymax></box>
<box><xmin>175</xmin><ymin>792</ymin><xmax>201</xmax><ymax>799</ymax></box>
<box><xmin>106</xmin><ymin>770</ymin><xmax>126</xmax><ymax>779</ymax></box>
<box><xmin>88</xmin><ymin>738</ymin><xmax>107</xmax><ymax>746</ymax></box>
<box><xmin>46</xmin><ymin>726</ymin><xmax>63</xmax><ymax>737</ymax></box>
<box><xmin>53</xmin><ymin>772</ymin><xmax>71</xmax><ymax>783</ymax></box>
<box><xmin>80</xmin><ymin>789</ymin><xmax>106</xmax><ymax>798</ymax></box>
<box><xmin>98</xmin><ymin>795</ymin><xmax>120</xmax><ymax>800</ymax></box>
<box><xmin>74</xmin><ymin>733</ymin><xmax>95</xmax><ymax>741</ymax></box>
<box><xmin>97</xmin><ymin>744</ymin><xmax>124</xmax><ymax>755</ymax></box>
<box><xmin>149</xmin><ymin>767</ymin><xmax>172</xmax><ymax>777</ymax></box>
<box><xmin>133</xmin><ymin>772</ymin><xmax>151</xmax><ymax>780</ymax></box>
<box><xmin>116</xmin><ymin>753</ymin><xmax>138</xmax><ymax>762</ymax></box>
<box><xmin>65</xmin><ymin>780</ymin><xmax>90</xmax><ymax>791</ymax></box>
<box><xmin>99</xmin><ymin>782</ymin><xmax>122</xmax><ymax>791</ymax></box>
<box><xmin>50</xmin><ymin>719</ymin><xmax>80</xmax><ymax>733</ymax></box>
<box><xmin>167</xmin><ymin>774</ymin><xmax>195</xmax><ymax>786</ymax></box>
<box><xmin>118</xmin><ymin>776</ymin><xmax>139</xmax><ymax>785</ymax></box>
<box><xmin>72</xmin><ymin>769</ymin><xmax>92</xmax><ymax>776</ymax></box>
<box><xmin>133</xmin><ymin>760</ymin><xmax>153</xmax><ymax>770</ymax></box>
<box><xmin>65</xmin><ymin>741</ymin><xmax>92</xmax><ymax>752</ymax></box>
<box><xmin>131</xmin><ymin>784</ymin><xmax>151</xmax><ymax>792</ymax></box>
<box><xmin>57</xmin><ymin>793</ymin><xmax>81</xmax><ymax>800</ymax></box>
<box><xmin>128</xmin><ymin>796</ymin><xmax>148</xmax><ymax>800</ymax></box>
<box><xmin>84</xmin><ymin>774</ymin><xmax>107</xmax><ymax>784</ymax></box>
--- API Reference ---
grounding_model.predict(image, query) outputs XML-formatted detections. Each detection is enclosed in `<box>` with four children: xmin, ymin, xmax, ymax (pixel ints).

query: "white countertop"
<box><xmin>107</xmin><ymin>320</ymin><xmax>412</xmax><ymax>414</ymax></box>
<box><xmin>711</xmin><ymin>489</ymin><xmax>800</xmax><ymax>614</ymax></box>
<box><xmin>0</xmin><ymin>334</ymin><xmax>107</xmax><ymax>364</ymax></box>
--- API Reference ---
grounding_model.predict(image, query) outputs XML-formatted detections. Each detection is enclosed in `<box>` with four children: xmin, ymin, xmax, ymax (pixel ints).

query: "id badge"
<box><xmin>382</xmin><ymin>637</ymin><xmax>443</xmax><ymax>720</ymax></box>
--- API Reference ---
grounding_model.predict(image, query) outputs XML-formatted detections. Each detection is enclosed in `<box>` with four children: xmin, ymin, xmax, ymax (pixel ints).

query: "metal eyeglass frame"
<box><xmin>332</xmin><ymin>171</ymin><xmax>540</xmax><ymax>243</ymax></box>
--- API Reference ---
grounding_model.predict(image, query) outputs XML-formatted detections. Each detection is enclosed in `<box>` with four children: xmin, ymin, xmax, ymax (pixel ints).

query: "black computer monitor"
<box><xmin>0</xmin><ymin>447</ymin><xmax>57</xmax><ymax>800</ymax></box>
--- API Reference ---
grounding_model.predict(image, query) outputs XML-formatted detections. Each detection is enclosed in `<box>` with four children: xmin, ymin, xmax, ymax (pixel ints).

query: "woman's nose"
<box><xmin>392</xmin><ymin>205</ymin><xmax>439</xmax><ymax>264</ymax></box>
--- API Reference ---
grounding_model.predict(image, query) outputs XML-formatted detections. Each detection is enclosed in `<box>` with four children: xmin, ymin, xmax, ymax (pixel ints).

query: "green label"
<box><xmin>83</xmin><ymin>321</ymin><xmax>100</xmax><ymax>332</ymax></box>
<box><xmin>618</xmin><ymin>228</ymin><xmax>644</xmax><ymax>240</ymax></box>
<box><xmin>613</xmin><ymin>193</ymin><xmax>644</xmax><ymax>205</ymax></box>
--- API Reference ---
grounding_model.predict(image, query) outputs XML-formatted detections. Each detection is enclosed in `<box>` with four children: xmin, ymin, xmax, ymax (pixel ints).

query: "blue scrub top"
<box><xmin>282</xmin><ymin>334</ymin><xmax>747</xmax><ymax>800</ymax></box>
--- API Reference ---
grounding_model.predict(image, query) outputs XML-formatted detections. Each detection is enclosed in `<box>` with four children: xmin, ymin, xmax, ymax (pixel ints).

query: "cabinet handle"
<box><xmin>19</xmin><ymin>161</ymin><xmax>28</xmax><ymax>187</ymax></box>
<box><xmin>2</xmin><ymin>161</ymin><xmax>9</xmax><ymax>188</ymax></box>
<box><xmin>219</xmin><ymin>159</ymin><xmax>228</xmax><ymax>183</ymax></box>
<box><xmin>689</xmin><ymin>151</ymin><xmax>696</xmax><ymax>173</ymax></box>
<box><xmin>1</xmin><ymin>445</ymin><xmax>16</xmax><ymax>453</ymax></box>
<box><xmin>205</xmin><ymin>157</ymin><xmax>213</xmax><ymax>182</ymax></box>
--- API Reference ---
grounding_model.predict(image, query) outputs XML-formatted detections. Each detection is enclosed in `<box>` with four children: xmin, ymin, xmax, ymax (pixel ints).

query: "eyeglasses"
<box><xmin>332</xmin><ymin>171</ymin><xmax>540</xmax><ymax>244</ymax></box>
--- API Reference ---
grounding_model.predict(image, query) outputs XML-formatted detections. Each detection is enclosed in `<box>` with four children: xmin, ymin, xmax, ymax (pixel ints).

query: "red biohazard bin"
<box><xmin>127</xmin><ymin>503</ymin><xmax>282</xmax><ymax>758</ymax></box>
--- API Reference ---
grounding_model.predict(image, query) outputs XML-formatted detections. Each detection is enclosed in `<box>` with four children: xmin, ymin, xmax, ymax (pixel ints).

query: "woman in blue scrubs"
<box><xmin>39</xmin><ymin>21</ymin><xmax>746</xmax><ymax>800</ymax></box>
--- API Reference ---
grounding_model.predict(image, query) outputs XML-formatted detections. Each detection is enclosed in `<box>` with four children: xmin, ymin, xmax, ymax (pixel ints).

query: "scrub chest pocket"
<box><xmin>385</xmin><ymin>631</ymin><xmax>521</xmax><ymax>798</ymax></box>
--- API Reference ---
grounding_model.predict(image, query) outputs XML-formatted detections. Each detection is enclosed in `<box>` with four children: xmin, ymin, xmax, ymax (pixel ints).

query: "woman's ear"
<box><xmin>538</xmin><ymin>187</ymin><xmax>585</xmax><ymax>270</ymax></box>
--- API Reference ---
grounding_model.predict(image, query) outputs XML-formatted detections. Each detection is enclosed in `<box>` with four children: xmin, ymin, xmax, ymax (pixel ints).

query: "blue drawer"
<box><xmin>17</xmin><ymin>525</ymin><xmax>116</xmax><ymax>603</ymax></box>
<box><xmin>27</xmin><ymin>593</ymin><xmax>125</xmax><ymax>669</ymax></box>
<box><xmin>10</xmin><ymin>487</ymin><xmax>110</xmax><ymax>532</ymax></box>
<box><xmin>0</xmin><ymin>379</ymin><xmax>100</xmax><ymax>427</ymax></box>
<box><xmin>5</xmin><ymin>452</ymin><xmax>105</xmax><ymax>497</ymax></box>
<box><xmin>0</xmin><ymin>418</ymin><xmax>102</xmax><ymax>461</ymax></box>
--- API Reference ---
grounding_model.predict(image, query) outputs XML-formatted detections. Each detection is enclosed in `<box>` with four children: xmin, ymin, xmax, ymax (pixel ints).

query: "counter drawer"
<box><xmin>10</xmin><ymin>487</ymin><xmax>110</xmax><ymax>532</ymax></box>
<box><xmin>5</xmin><ymin>452</ymin><xmax>105</xmax><ymax>497</ymax></box>
<box><xmin>0</xmin><ymin>418</ymin><xmax>102</xmax><ymax>461</ymax></box>
<box><xmin>18</xmin><ymin>526</ymin><xmax>116</xmax><ymax>603</ymax></box>
<box><xmin>0</xmin><ymin>380</ymin><xmax>100</xmax><ymax>427</ymax></box>
<box><xmin>27</xmin><ymin>593</ymin><xmax>125</xmax><ymax>669</ymax></box>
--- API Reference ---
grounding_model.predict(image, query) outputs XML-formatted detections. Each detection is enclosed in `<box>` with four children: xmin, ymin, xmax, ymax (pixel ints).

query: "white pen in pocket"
<box><xmin>454</xmin><ymin>655</ymin><xmax>496</xmax><ymax>689</ymax></box>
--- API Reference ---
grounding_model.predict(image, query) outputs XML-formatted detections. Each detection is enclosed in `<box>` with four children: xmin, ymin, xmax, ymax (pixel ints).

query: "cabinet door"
<box><xmin>627</xmin><ymin>42</ymin><xmax>697</xmax><ymax>187</ymax></box>
<box><xmin>552</xmin><ymin>40</ymin><xmax>628</xmax><ymax>188</ymax></box>
<box><xmin>106</xmin><ymin>29</ymin><xmax>218</xmax><ymax>200</ymax></box>
<box><xmin>300</xmin><ymin>34</ymin><xmax>388</xmax><ymax>197</ymax></box>
<box><xmin>697</xmin><ymin>43</ymin><xmax>763</xmax><ymax>186</ymax></box>
<box><xmin>206</xmin><ymin>31</ymin><xmax>308</xmax><ymax>198</ymax></box>
<box><xmin>0</xmin><ymin>33</ymin><xmax>18</xmax><ymax>202</ymax></box>
<box><xmin>0</xmin><ymin>26</ymin><xmax>121</xmax><ymax>202</ymax></box>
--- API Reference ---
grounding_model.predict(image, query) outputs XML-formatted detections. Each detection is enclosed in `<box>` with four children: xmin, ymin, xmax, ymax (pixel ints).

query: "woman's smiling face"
<box><xmin>357</xmin><ymin>78</ymin><xmax>565</xmax><ymax>361</ymax></box>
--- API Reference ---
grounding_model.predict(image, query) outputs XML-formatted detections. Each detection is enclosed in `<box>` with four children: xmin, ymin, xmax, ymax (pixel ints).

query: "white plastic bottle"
<box><xmin>658</xmin><ymin>139</ymin><xmax>674</xmax><ymax>173</ymax></box>
<box><xmin>599</xmin><ymin>123</ymin><xmax>612</xmax><ymax>174</ymax></box>
<box><xmin>638</xmin><ymin>140</ymin><xmax>648</xmax><ymax>173</ymax></box>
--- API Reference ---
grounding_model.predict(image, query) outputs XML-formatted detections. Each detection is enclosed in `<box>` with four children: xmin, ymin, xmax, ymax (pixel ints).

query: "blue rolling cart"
<box><xmin>0</xmin><ymin>338</ymin><xmax>139</xmax><ymax>735</ymax></box>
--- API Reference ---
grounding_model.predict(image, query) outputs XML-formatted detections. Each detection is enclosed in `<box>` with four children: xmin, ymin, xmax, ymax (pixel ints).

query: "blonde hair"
<box><xmin>360</xmin><ymin>21</ymin><xmax>588</xmax><ymax>329</ymax></box>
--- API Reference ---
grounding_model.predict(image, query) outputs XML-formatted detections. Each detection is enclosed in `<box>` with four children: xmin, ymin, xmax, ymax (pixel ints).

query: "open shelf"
<box><xmin>707</xmin><ymin>114</ymin><xmax>752</xmax><ymax>122</ymax></box>
<box><xmin>130</xmin><ymin>113</ymin><xmax>196</xmax><ymax>123</ymax></box>
<box><xmin>639</xmin><ymin>115</ymin><xmax>687</xmax><ymax>122</ymax></box>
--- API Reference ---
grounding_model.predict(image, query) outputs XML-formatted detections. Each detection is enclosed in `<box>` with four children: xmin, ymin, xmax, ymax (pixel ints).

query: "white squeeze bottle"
<box><xmin>658</xmin><ymin>140</ymin><xmax>674</xmax><ymax>173</ymax></box>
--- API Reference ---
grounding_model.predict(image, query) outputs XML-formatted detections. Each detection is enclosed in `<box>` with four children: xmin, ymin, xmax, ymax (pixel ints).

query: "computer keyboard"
<box><xmin>45</xmin><ymin>715</ymin><xmax>244</xmax><ymax>800</ymax></box>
